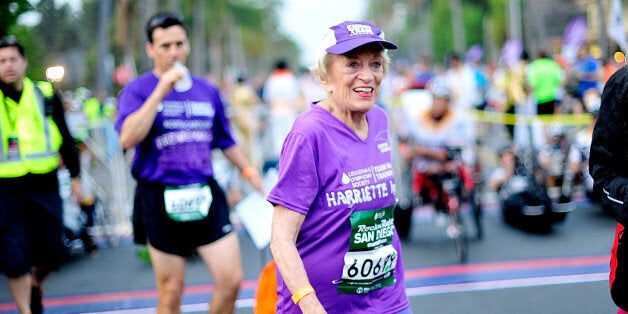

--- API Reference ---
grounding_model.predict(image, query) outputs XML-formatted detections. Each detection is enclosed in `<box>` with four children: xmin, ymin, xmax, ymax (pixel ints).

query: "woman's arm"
<box><xmin>270</xmin><ymin>205</ymin><xmax>326</xmax><ymax>313</ymax></box>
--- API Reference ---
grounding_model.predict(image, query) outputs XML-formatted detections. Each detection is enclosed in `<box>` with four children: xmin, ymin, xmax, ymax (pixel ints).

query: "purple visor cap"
<box><xmin>325</xmin><ymin>21</ymin><xmax>398</xmax><ymax>54</ymax></box>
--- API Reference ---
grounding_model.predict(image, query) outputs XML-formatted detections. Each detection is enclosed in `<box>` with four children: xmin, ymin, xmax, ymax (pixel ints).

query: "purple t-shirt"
<box><xmin>116</xmin><ymin>72</ymin><xmax>235</xmax><ymax>186</ymax></box>
<box><xmin>267</xmin><ymin>104</ymin><xmax>410</xmax><ymax>313</ymax></box>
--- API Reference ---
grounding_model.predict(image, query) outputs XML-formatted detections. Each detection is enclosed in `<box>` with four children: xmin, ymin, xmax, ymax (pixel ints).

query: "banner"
<box><xmin>466</xmin><ymin>44</ymin><xmax>484</xmax><ymax>63</ymax></box>
<box><xmin>608</xmin><ymin>0</ymin><xmax>628</xmax><ymax>53</ymax></box>
<box><xmin>561</xmin><ymin>16</ymin><xmax>588</xmax><ymax>64</ymax></box>
<box><xmin>500</xmin><ymin>38</ymin><xmax>523</xmax><ymax>68</ymax></box>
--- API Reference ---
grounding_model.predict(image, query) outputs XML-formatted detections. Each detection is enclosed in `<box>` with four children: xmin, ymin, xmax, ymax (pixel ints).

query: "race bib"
<box><xmin>164</xmin><ymin>183</ymin><xmax>212</xmax><ymax>222</ymax></box>
<box><xmin>338</xmin><ymin>205</ymin><xmax>398</xmax><ymax>294</ymax></box>
<box><xmin>7</xmin><ymin>137</ymin><xmax>19</xmax><ymax>160</ymax></box>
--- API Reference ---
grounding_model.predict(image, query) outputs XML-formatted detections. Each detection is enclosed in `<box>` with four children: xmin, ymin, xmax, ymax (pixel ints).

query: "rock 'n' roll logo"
<box><xmin>346</xmin><ymin>24</ymin><xmax>375</xmax><ymax>36</ymax></box>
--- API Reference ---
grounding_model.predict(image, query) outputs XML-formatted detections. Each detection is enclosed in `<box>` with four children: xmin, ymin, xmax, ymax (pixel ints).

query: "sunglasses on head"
<box><xmin>0</xmin><ymin>35</ymin><xmax>18</xmax><ymax>48</ymax></box>
<box><xmin>148</xmin><ymin>13</ymin><xmax>183</xmax><ymax>30</ymax></box>
<box><xmin>146</xmin><ymin>12</ymin><xmax>185</xmax><ymax>42</ymax></box>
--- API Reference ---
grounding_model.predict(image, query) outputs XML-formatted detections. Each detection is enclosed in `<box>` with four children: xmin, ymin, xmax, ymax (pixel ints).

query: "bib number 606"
<box><xmin>342</xmin><ymin>245</ymin><xmax>397</xmax><ymax>280</ymax></box>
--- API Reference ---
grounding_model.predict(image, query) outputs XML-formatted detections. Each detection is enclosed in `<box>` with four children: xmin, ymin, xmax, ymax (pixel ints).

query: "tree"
<box><xmin>109</xmin><ymin>0</ymin><xmax>297</xmax><ymax>84</ymax></box>
<box><xmin>0</xmin><ymin>0</ymin><xmax>33</xmax><ymax>37</ymax></box>
<box><xmin>365</xmin><ymin>0</ymin><xmax>506</xmax><ymax>66</ymax></box>
<box><xmin>26</xmin><ymin>0</ymin><xmax>89</xmax><ymax>89</ymax></box>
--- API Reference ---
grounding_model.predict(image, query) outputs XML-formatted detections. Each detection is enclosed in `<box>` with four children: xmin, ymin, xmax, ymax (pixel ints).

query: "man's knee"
<box><xmin>1</xmin><ymin>237</ymin><xmax>31</xmax><ymax>278</ymax></box>
<box><xmin>215</xmin><ymin>269</ymin><xmax>244</xmax><ymax>299</ymax></box>
<box><xmin>31</xmin><ymin>266</ymin><xmax>52</xmax><ymax>284</ymax></box>
<box><xmin>158</xmin><ymin>277</ymin><xmax>185</xmax><ymax>307</ymax></box>
<box><xmin>216</xmin><ymin>268</ymin><xmax>243</xmax><ymax>296</ymax></box>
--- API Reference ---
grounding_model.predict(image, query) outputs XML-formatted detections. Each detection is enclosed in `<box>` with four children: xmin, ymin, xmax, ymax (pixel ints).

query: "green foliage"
<box><xmin>8</xmin><ymin>0</ymin><xmax>520</xmax><ymax>93</ymax></box>
<box><xmin>77</xmin><ymin>0</ymin><xmax>101</xmax><ymax>90</ymax></box>
<box><xmin>34</xmin><ymin>0</ymin><xmax>84</xmax><ymax>57</ymax></box>
<box><xmin>2</xmin><ymin>1</ymin><xmax>44</xmax><ymax>79</ymax></box>
<box><xmin>229</xmin><ymin>2</ymin><xmax>268</xmax><ymax>28</ymax></box>
<box><xmin>431</xmin><ymin>0</ymin><xmax>454</xmax><ymax>64</ymax></box>
<box><xmin>463</xmin><ymin>3</ymin><xmax>485</xmax><ymax>54</ymax></box>
<box><xmin>7</xmin><ymin>25</ymin><xmax>47</xmax><ymax>82</ymax></box>
<box><xmin>467</xmin><ymin>0</ymin><xmax>489</xmax><ymax>10</ymax></box>
<box><xmin>4</xmin><ymin>0</ymin><xmax>299</xmax><ymax>93</ymax></box>
<box><xmin>0</xmin><ymin>0</ymin><xmax>33</xmax><ymax>37</ymax></box>
<box><xmin>488</xmin><ymin>0</ymin><xmax>507</xmax><ymax>50</ymax></box>
<box><xmin>432</xmin><ymin>1</ymin><xmax>487</xmax><ymax>65</ymax></box>
<box><xmin>364</xmin><ymin>0</ymin><xmax>508</xmax><ymax>66</ymax></box>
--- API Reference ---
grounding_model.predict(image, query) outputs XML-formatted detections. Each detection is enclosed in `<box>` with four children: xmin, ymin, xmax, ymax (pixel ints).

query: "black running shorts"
<box><xmin>133</xmin><ymin>177</ymin><xmax>233</xmax><ymax>256</ymax></box>
<box><xmin>0</xmin><ymin>187</ymin><xmax>65</xmax><ymax>278</ymax></box>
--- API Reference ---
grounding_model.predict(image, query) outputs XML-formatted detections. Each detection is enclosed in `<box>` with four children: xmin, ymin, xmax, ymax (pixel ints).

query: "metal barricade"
<box><xmin>81</xmin><ymin>120</ymin><xmax>134</xmax><ymax>245</ymax></box>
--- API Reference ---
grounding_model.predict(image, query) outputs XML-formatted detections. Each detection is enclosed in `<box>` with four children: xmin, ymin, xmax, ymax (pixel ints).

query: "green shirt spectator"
<box><xmin>83</xmin><ymin>97</ymin><xmax>101</xmax><ymax>125</ymax></box>
<box><xmin>527</xmin><ymin>53</ymin><xmax>564</xmax><ymax>114</ymax></box>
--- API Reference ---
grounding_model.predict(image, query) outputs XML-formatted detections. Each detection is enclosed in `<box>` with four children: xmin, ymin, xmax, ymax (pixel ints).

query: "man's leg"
<box><xmin>197</xmin><ymin>232</ymin><xmax>243</xmax><ymax>314</ymax></box>
<box><xmin>29</xmin><ymin>265</ymin><xmax>53</xmax><ymax>314</ymax></box>
<box><xmin>8</xmin><ymin>273</ymin><xmax>32</xmax><ymax>314</ymax></box>
<box><xmin>79</xmin><ymin>202</ymin><xmax>98</xmax><ymax>256</ymax></box>
<box><xmin>2</xmin><ymin>195</ymin><xmax>35</xmax><ymax>314</ymax></box>
<box><xmin>147</xmin><ymin>244</ymin><xmax>186</xmax><ymax>314</ymax></box>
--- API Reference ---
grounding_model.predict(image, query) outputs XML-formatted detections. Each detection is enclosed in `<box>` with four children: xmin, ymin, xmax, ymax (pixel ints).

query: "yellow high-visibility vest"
<box><xmin>0</xmin><ymin>78</ymin><xmax>62</xmax><ymax>177</ymax></box>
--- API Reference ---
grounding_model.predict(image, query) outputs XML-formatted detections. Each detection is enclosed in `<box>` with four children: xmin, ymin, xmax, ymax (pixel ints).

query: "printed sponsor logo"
<box><xmin>163</xmin><ymin>119</ymin><xmax>212</xmax><ymax>130</ymax></box>
<box><xmin>155</xmin><ymin>130</ymin><xmax>213</xmax><ymax>149</ymax></box>
<box><xmin>159</xmin><ymin>100</ymin><xmax>215</xmax><ymax>118</ymax></box>
<box><xmin>374</xmin><ymin>131</ymin><xmax>391</xmax><ymax>153</ymax></box>
<box><xmin>377</xmin><ymin>142</ymin><xmax>391</xmax><ymax>153</ymax></box>
<box><xmin>326</xmin><ymin>162</ymin><xmax>396</xmax><ymax>208</ymax></box>
<box><xmin>347</xmin><ymin>24</ymin><xmax>375</xmax><ymax>36</ymax></box>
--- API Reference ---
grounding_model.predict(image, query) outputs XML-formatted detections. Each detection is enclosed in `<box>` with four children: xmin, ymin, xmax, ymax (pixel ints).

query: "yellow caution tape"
<box><xmin>468</xmin><ymin>110</ymin><xmax>593</xmax><ymax>126</ymax></box>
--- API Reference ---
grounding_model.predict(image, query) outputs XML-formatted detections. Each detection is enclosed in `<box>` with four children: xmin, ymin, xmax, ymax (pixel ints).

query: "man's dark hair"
<box><xmin>275</xmin><ymin>59</ymin><xmax>288</xmax><ymax>70</ymax></box>
<box><xmin>445</xmin><ymin>52</ymin><xmax>461</xmax><ymax>67</ymax></box>
<box><xmin>0</xmin><ymin>36</ymin><xmax>25</xmax><ymax>57</ymax></box>
<box><xmin>537</xmin><ymin>50</ymin><xmax>549</xmax><ymax>59</ymax></box>
<box><xmin>145</xmin><ymin>12</ymin><xmax>186</xmax><ymax>43</ymax></box>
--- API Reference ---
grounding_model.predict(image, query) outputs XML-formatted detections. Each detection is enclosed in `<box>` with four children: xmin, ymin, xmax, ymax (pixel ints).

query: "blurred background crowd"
<box><xmin>1</xmin><ymin>0</ymin><xmax>626</xmax><ymax>245</ymax></box>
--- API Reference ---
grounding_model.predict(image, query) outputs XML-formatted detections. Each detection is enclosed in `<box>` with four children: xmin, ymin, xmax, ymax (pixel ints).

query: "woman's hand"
<box><xmin>298</xmin><ymin>294</ymin><xmax>327</xmax><ymax>313</ymax></box>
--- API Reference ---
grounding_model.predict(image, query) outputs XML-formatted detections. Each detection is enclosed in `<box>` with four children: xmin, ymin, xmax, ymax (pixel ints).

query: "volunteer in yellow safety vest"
<box><xmin>0</xmin><ymin>36</ymin><xmax>82</xmax><ymax>314</ymax></box>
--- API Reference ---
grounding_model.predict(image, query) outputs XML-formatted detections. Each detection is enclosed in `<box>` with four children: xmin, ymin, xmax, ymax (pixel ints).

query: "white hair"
<box><xmin>310</xmin><ymin>29</ymin><xmax>391</xmax><ymax>81</ymax></box>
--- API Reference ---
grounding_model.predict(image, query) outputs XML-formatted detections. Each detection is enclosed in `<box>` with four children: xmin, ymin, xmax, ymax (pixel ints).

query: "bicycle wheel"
<box><xmin>448</xmin><ymin>207</ymin><xmax>468</xmax><ymax>263</ymax></box>
<box><xmin>470</xmin><ymin>188</ymin><xmax>484</xmax><ymax>240</ymax></box>
<box><xmin>452</xmin><ymin>227</ymin><xmax>468</xmax><ymax>263</ymax></box>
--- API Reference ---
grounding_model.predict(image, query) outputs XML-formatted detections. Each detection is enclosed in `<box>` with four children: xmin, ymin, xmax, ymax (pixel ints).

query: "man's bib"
<box><xmin>164</xmin><ymin>183</ymin><xmax>212</xmax><ymax>222</ymax></box>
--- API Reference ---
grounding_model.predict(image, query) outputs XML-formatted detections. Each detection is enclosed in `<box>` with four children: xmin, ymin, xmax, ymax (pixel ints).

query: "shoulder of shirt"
<box><xmin>192</xmin><ymin>76</ymin><xmax>221</xmax><ymax>91</ymax></box>
<box><xmin>124</xmin><ymin>72</ymin><xmax>219</xmax><ymax>93</ymax></box>
<box><xmin>287</xmin><ymin>106</ymin><xmax>335</xmax><ymax>140</ymax></box>
<box><xmin>369</xmin><ymin>105</ymin><xmax>387</xmax><ymax>117</ymax></box>
<box><xmin>123</xmin><ymin>71</ymin><xmax>156</xmax><ymax>90</ymax></box>
<box><xmin>34</xmin><ymin>80</ymin><xmax>54</xmax><ymax>97</ymax></box>
<box><xmin>291</xmin><ymin>105</ymin><xmax>388</xmax><ymax>138</ymax></box>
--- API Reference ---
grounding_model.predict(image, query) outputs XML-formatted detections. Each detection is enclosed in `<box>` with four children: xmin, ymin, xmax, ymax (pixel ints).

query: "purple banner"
<box><xmin>466</xmin><ymin>44</ymin><xmax>484</xmax><ymax>63</ymax></box>
<box><xmin>500</xmin><ymin>38</ymin><xmax>523</xmax><ymax>68</ymax></box>
<box><xmin>561</xmin><ymin>16</ymin><xmax>588</xmax><ymax>64</ymax></box>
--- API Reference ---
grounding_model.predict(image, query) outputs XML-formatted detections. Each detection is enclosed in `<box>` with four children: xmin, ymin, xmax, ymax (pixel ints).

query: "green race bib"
<box><xmin>164</xmin><ymin>183</ymin><xmax>212</xmax><ymax>222</ymax></box>
<box><xmin>338</xmin><ymin>205</ymin><xmax>398</xmax><ymax>294</ymax></box>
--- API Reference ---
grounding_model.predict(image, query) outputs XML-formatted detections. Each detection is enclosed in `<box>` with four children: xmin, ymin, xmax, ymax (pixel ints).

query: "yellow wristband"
<box><xmin>291</xmin><ymin>284</ymin><xmax>315</xmax><ymax>304</ymax></box>
<box><xmin>242</xmin><ymin>166</ymin><xmax>259</xmax><ymax>180</ymax></box>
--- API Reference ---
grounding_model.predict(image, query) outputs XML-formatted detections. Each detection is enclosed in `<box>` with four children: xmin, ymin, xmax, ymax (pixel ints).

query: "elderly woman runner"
<box><xmin>267</xmin><ymin>21</ymin><xmax>412</xmax><ymax>313</ymax></box>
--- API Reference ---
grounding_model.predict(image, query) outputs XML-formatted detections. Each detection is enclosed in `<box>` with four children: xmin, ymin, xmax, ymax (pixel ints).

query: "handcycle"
<box><xmin>411</xmin><ymin>148</ymin><xmax>473</xmax><ymax>263</ymax></box>
<box><xmin>495</xmin><ymin>145</ymin><xmax>571</xmax><ymax>234</ymax></box>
